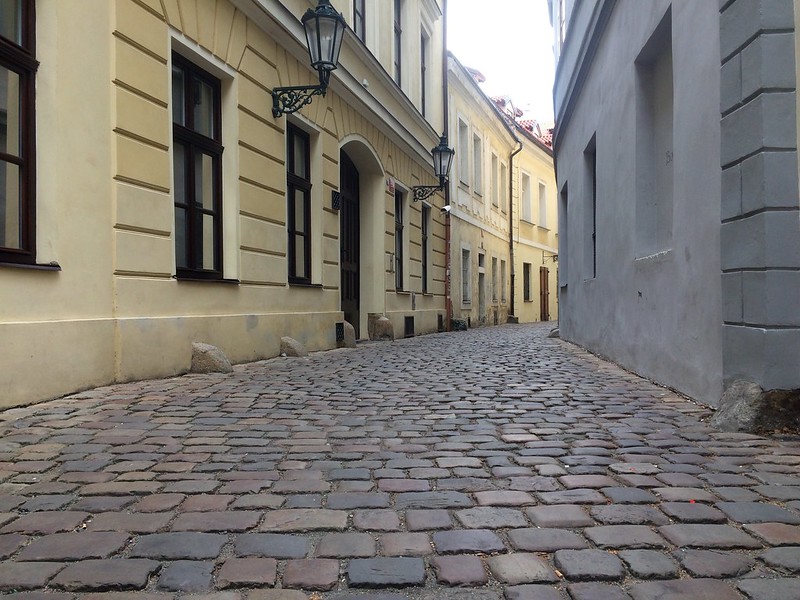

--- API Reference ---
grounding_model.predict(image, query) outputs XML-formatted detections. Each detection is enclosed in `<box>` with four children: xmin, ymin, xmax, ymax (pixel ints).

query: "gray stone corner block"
<box><xmin>742</xmin><ymin>270</ymin><xmax>800</xmax><ymax>326</ymax></box>
<box><xmin>710</xmin><ymin>379</ymin><xmax>800</xmax><ymax>433</ymax></box>
<box><xmin>721</xmin><ymin>271</ymin><xmax>743</xmax><ymax>323</ymax></box>
<box><xmin>741</xmin><ymin>32</ymin><xmax>797</xmax><ymax>100</ymax></box>
<box><xmin>720</xmin><ymin>53</ymin><xmax>742</xmax><ymax>115</ymax></box>
<box><xmin>721</xmin><ymin>211</ymin><xmax>800</xmax><ymax>271</ymax></box>
<box><xmin>721</xmin><ymin>93</ymin><xmax>797</xmax><ymax>167</ymax></box>
<box><xmin>721</xmin><ymin>163</ymin><xmax>742</xmax><ymax>221</ymax></box>
<box><xmin>720</xmin><ymin>0</ymin><xmax>794</xmax><ymax>61</ymax></box>
<box><xmin>191</xmin><ymin>342</ymin><xmax>233</xmax><ymax>374</ymax></box>
<box><xmin>280</xmin><ymin>336</ymin><xmax>308</xmax><ymax>358</ymax></box>
<box><xmin>741</xmin><ymin>151</ymin><xmax>800</xmax><ymax>214</ymax></box>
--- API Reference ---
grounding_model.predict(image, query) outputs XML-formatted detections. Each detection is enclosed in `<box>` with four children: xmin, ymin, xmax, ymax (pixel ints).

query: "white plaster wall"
<box><xmin>556</xmin><ymin>1</ymin><xmax>724</xmax><ymax>405</ymax></box>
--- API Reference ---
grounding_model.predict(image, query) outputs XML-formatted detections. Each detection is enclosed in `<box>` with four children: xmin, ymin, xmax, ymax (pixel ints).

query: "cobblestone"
<box><xmin>0</xmin><ymin>324</ymin><xmax>799</xmax><ymax>597</ymax></box>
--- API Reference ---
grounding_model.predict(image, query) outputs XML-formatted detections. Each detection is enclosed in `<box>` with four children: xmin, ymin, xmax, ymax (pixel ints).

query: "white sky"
<box><xmin>446</xmin><ymin>0</ymin><xmax>556</xmax><ymax>124</ymax></box>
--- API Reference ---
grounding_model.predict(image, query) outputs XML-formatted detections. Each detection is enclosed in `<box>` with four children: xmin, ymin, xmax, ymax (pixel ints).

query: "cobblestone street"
<box><xmin>1</xmin><ymin>323</ymin><xmax>799</xmax><ymax>599</ymax></box>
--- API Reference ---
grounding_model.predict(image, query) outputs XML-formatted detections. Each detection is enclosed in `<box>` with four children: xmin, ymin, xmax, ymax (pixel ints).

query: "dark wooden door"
<box><xmin>340</xmin><ymin>152</ymin><xmax>360</xmax><ymax>337</ymax></box>
<box><xmin>540</xmin><ymin>266</ymin><xmax>550</xmax><ymax>322</ymax></box>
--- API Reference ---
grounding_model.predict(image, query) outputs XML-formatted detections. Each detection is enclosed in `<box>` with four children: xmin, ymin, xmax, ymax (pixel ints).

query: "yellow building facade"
<box><xmin>0</xmin><ymin>0</ymin><xmax>448</xmax><ymax>408</ymax></box>
<box><xmin>447</xmin><ymin>55</ymin><xmax>557</xmax><ymax>327</ymax></box>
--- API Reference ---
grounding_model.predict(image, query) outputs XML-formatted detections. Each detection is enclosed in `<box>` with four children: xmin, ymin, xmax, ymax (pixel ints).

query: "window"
<box><xmin>421</xmin><ymin>205</ymin><xmax>430</xmax><ymax>294</ymax></box>
<box><xmin>458</xmin><ymin>119</ymin><xmax>469</xmax><ymax>186</ymax></box>
<box><xmin>472</xmin><ymin>133</ymin><xmax>482</xmax><ymax>195</ymax></box>
<box><xmin>584</xmin><ymin>136</ymin><xmax>596</xmax><ymax>279</ymax></box>
<box><xmin>286</xmin><ymin>124</ymin><xmax>312</xmax><ymax>284</ymax></box>
<box><xmin>0</xmin><ymin>0</ymin><xmax>36</xmax><ymax>264</ymax></box>
<box><xmin>491</xmin><ymin>153</ymin><xmax>499</xmax><ymax>207</ymax></box>
<box><xmin>172</xmin><ymin>53</ymin><xmax>223</xmax><ymax>278</ymax></box>
<box><xmin>523</xmin><ymin>262</ymin><xmax>532</xmax><ymax>301</ymax></box>
<box><xmin>521</xmin><ymin>173</ymin><xmax>532</xmax><ymax>222</ymax></box>
<box><xmin>353</xmin><ymin>0</ymin><xmax>365</xmax><ymax>42</ymax></box>
<box><xmin>491</xmin><ymin>257</ymin><xmax>498</xmax><ymax>302</ymax></box>
<box><xmin>394</xmin><ymin>189</ymin><xmax>404</xmax><ymax>290</ymax></box>
<box><xmin>500</xmin><ymin>162</ymin><xmax>508</xmax><ymax>212</ymax></box>
<box><xmin>461</xmin><ymin>248</ymin><xmax>471</xmax><ymax>303</ymax></box>
<box><xmin>635</xmin><ymin>9</ymin><xmax>673</xmax><ymax>256</ymax></box>
<box><xmin>393</xmin><ymin>0</ymin><xmax>402</xmax><ymax>86</ymax></box>
<box><xmin>500</xmin><ymin>259</ymin><xmax>506</xmax><ymax>302</ymax></box>
<box><xmin>420</xmin><ymin>33</ymin><xmax>428</xmax><ymax>117</ymax></box>
<box><xmin>538</xmin><ymin>182</ymin><xmax>548</xmax><ymax>227</ymax></box>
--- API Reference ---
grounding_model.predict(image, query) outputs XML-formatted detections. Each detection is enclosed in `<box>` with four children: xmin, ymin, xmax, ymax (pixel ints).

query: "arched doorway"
<box><xmin>339</xmin><ymin>137</ymin><xmax>385</xmax><ymax>339</ymax></box>
<box><xmin>340</xmin><ymin>151</ymin><xmax>360</xmax><ymax>336</ymax></box>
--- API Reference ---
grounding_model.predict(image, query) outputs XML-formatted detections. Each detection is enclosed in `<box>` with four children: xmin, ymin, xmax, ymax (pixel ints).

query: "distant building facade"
<box><xmin>447</xmin><ymin>55</ymin><xmax>557</xmax><ymax>328</ymax></box>
<box><xmin>549</xmin><ymin>0</ymin><xmax>800</xmax><ymax>406</ymax></box>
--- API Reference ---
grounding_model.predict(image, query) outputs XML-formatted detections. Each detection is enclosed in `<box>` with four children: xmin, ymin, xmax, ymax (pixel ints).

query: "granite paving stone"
<box><xmin>430</xmin><ymin>554</ymin><xmax>488</xmax><ymax>586</ymax></box>
<box><xmin>743</xmin><ymin>523</ymin><xmax>800</xmax><ymax>545</ymax></box>
<box><xmin>260</xmin><ymin>509</ymin><xmax>348</xmax><ymax>531</ymax></box>
<box><xmin>17</xmin><ymin>532</ymin><xmax>130</xmax><ymax>561</ymax></box>
<box><xmin>216</xmin><ymin>558</ymin><xmax>278</xmax><ymax>588</ymax></box>
<box><xmin>618</xmin><ymin>550</ymin><xmax>679</xmax><ymax>579</ymax></box>
<box><xmin>716</xmin><ymin>501</ymin><xmax>800</xmax><ymax>524</ymax></box>
<box><xmin>674</xmin><ymin>549</ymin><xmax>755</xmax><ymax>577</ymax></box>
<box><xmin>485</xmin><ymin>553</ymin><xmax>558</xmax><ymax>584</ymax></box>
<box><xmin>584</xmin><ymin>525</ymin><xmax>667</xmax><ymax>549</ymax></box>
<box><xmin>347</xmin><ymin>557</ymin><xmax>426</xmax><ymax>588</ymax></box>
<box><xmin>566</xmin><ymin>583</ymin><xmax>632</xmax><ymax>600</ymax></box>
<box><xmin>281</xmin><ymin>558</ymin><xmax>340</xmax><ymax>591</ymax></box>
<box><xmin>658</xmin><ymin>524</ymin><xmax>762</xmax><ymax>549</ymax></box>
<box><xmin>432</xmin><ymin>529</ymin><xmax>506</xmax><ymax>554</ymax></box>
<box><xmin>630</xmin><ymin>579</ymin><xmax>742</xmax><ymax>599</ymax></box>
<box><xmin>50</xmin><ymin>559</ymin><xmax>160</xmax><ymax>591</ymax></box>
<box><xmin>406</xmin><ymin>509</ymin><xmax>453</xmax><ymax>531</ymax></box>
<box><xmin>508</xmin><ymin>528</ymin><xmax>589</xmax><ymax>551</ymax></box>
<box><xmin>659</xmin><ymin>502</ymin><xmax>728</xmax><ymax>523</ymax></box>
<box><xmin>129</xmin><ymin>532</ymin><xmax>228</xmax><ymax>559</ymax></box>
<box><xmin>759</xmin><ymin>546</ymin><xmax>800</xmax><ymax>572</ymax></box>
<box><xmin>170</xmin><ymin>511</ymin><xmax>261</xmax><ymax>532</ymax></box>
<box><xmin>504</xmin><ymin>585</ymin><xmax>566</xmax><ymax>600</ymax></box>
<box><xmin>455</xmin><ymin>507</ymin><xmax>528</xmax><ymax>528</ymax></box>
<box><xmin>526</xmin><ymin>504</ymin><xmax>594</xmax><ymax>528</ymax></box>
<box><xmin>553</xmin><ymin>549</ymin><xmax>625</xmax><ymax>581</ymax></box>
<box><xmin>379</xmin><ymin>532</ymin><xmax>432</xmax><ymax>556</ymax></box>
<box><xmin>589</xmin><ymin>505</ymin><xmax>669</xmax><ymax>525</ymax></box>
<box><xmin>737</xmin><ymin>578</ymin><xmax>800</xmax><ymax>599</ymax></box>
<box><xmin>0</xmin><ymin>562</ymin><xmax>66</xmax><ymax>590</ymax></box>
<box><xmin>316</xmin><ymin>532</ymin><xmax>377</xmax><ymax>557</ymax></box>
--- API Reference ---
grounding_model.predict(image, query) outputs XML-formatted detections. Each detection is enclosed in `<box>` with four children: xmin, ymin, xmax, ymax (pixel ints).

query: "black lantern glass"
<box><xmin>303</xmin><ymin>0</ymin><xmax>347</xmax><ymax>86</ymax></box>
<box><xmin>432</xmin><ymin>136</ymin><xmax>455</xmax><ymax>182</ymax></box>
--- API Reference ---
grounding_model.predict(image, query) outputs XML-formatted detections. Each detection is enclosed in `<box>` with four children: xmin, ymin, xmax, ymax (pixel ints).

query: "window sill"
<box><xmin>538</xmin><ymin>224</ymin><xmax>550</xmax><ymax>231</ymax></box>
<box><xmin>396</xmin><ymin>289</ymin><xmax>411</xmax><ymax>296</ymax></box>
<box><xmin>634</xmin><ymin>248</ymin><xmax>672</xmax><ymax>265</ymax></box>
<box><xmin>0</xmin><ymin>260</ymin><xmax>61</xmax><ymax>272</ymax></box>
<box><xmin>524</xmin><ymin>299</ymin><xmax>533</xmax><ymax>303</ymax></box>
<box><xmin>289</xmin><ymin>281</ymin><xmax>323</xmax><ymax>289</ymax></box>
<box><xmin>174</xmin><ymin>275</ymin><xmax>240</xmax><ymax>285</ymax></box>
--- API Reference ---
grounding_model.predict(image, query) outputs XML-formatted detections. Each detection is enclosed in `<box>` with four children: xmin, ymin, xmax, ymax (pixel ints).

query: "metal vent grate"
<box><xmin>335</xmin><ymin>322</ymin><xmax>345</xmax><ymax>342</ymax></box>
<box><xmin>332</xmin><ymin>191</ymin><xmax>341</xmax><ymax>210</ymax></box>
<box><xmin>404</xmin><ymin>316</ymin><xmax>414</xmax><ymax>338</ymax></box>
<box><xmin>438</xmin><ymin>314</ymin><xmax>444</xmax><ymax>332</ymax></box>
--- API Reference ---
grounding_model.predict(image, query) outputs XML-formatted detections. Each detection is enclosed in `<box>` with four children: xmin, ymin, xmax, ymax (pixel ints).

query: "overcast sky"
<box><xmin>447</xmin><ymin>0</ymin><xmax>556</xmax><ymax>124</ymax></box>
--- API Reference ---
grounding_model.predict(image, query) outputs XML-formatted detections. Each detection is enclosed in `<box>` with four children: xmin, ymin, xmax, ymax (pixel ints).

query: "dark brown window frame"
<box><xmin>420</xmin><ymin>33</ymin><xmax>427</xmax><ymax>117</ymax></box>
<box><xmin>0</xmin><ymin>0</ymin><xmax>37</xmax><ymax>265</ymax></box>
<box><xmin>287</xmin><ymin>123</ymin><xmax>312</xmax><ymax>285</ymax></box>
<box><xmin>523</xmin><ymin>262</ymin><xmax>532</xmax><ymax>302</ymax></box>
<box><xmin>172</xmin><ymin>52</ymin><xmax>223</xmax><ymax>280</ymax></box>
<box><xmin>353</xmin><ymin>0</ymin><xmax>366</xmax><ymax>42</ymax></box>
<box><xmin>394</xmin><ymin>189</ymin><xmax>404</xmax><ymax>290</ymax></box>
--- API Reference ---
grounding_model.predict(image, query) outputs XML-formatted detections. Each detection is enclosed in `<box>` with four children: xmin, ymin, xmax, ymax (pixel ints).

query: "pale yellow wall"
<box><xmin>1</xmin><ymin>0</ymin><xmax>447</xmax><ymax>408</ymax></box>
<box><xmin>447</xmin><ymin>61</ymin><xmax>517</xmax><ymax>326</ymax></box>
<box><xmin>0</xmin><ymin>0</ymin><xmax>116</xmax><ymax>407</ymax></box>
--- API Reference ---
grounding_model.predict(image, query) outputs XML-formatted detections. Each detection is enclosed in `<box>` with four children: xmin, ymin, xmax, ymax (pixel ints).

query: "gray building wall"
<box><xmin>554</xmin><ymin>1</ymin><xmax>725</xmax><ymax>405</ymax></box>
<box><xmin>720</xmin><ymin>0</ymin><xmax>800</xmax><ymax>392</ymax></box>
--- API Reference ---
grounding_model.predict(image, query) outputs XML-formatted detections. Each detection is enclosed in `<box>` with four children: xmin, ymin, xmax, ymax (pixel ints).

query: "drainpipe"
<box><xmin>442</xmin><ymin>0</ymin><xmax>452</xmax><ymax>331</ymax></box>
<box><xmin>508</xmin><ymin>138</ymin><xmax>523</xmax><ymax>322</ymax></box>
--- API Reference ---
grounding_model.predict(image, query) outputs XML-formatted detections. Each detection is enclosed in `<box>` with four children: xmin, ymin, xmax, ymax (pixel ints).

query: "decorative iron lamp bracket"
<box><xmin>412</xmin><ymin>182</ymin><xmax>445</xmax><ymax>202</ymax></box>
<box><xmin>272</xmin><ymin>80</ymin><xmax>328</xmax><ymax>118</ymax></box>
